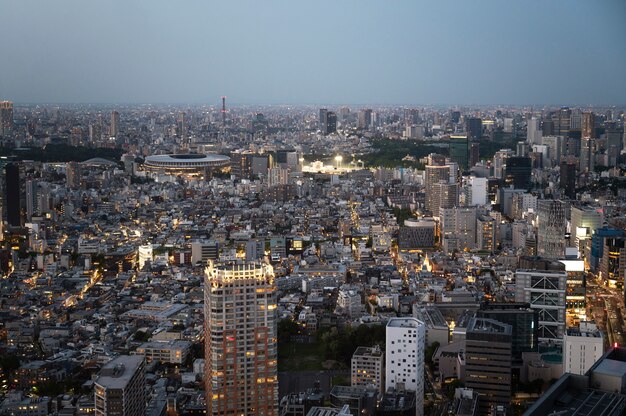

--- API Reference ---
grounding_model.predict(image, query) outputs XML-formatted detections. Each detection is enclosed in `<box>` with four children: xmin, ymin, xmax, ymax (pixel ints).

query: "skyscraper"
<box><xmin>466</xmin><ymin>117</ymin><xmax>482</xmax><ymax>141</ymax></box>
<box><xmin>559</xmin><ymin>161</ymin><xmax>576</xmax><ymax>199</ymax></box>
<box><xmin>424</xmin><ymin>164</ymin><xmax>451</xmax><ymax>214</ymax></box>
<box><xmin>319</xmin><ymin>108</ymin><xmax>328</xmax><ymax>132</ymax></box>
<box><xmin>325</xmin><ymin>111</ymin><xmax>337</xmax><ymax>135</ymax></box>
<box><xmin>0</xmin><ymin>101</ymin><xmax>13</xmax><ymax>136</ymax></box>
<box><xmin>504</xmin><ymin>157</ymin><xmax>532</xmax><ymax>190</ymax></box>
<box><xmin>66</xmin><ymin>161</ymin><xmax>82</xmax><ymax>189</ymax></box>
<box><xmin>385</xmin><ymin>317</ymin><xmax>425</xmax><ymax>416</ymax></box>
<box><xmin>537</xmin><ymin>199</ymin><xmax>568</xmax><ymax>258</ymax></box>
<box><xmin>449</xmin><ymin>134</ymin><xmax>469</xmax><ymax>171</ymax></box>
<box><xmin>110</xmin><ymin>110</ymin><xmax>120</xmax><ymax>137</ymax></box>
<box><xmin>464</xmin><ymin>317</ymin><xmax>512</xmax><ymax>413</ymax></box>
<box><xmin>204</xmin><ymin>261</ymin><xmax>278</xmax><ymax>416</ymax></box>
<box><xmin>579</xmin><ymin>137</ymin><xmax>595</xmax><ymax>172</ymax></box>
<box><xmin>582</xmin><ymin>112</ymin><xmax>595</xmax><ymax>139</ymax></box>
<box><xmin>357</xmin><ymin>109</ymin><xmax>372</xmax><ymax>129</ymax></box>
<box><xmin>5</xmin><ymin>162</ymin><xmax>21</xmax><ymax>227</ymax></box>
<box><xmin>94</xmin><ymin>355</ymin><xmax>146</xmax><ymax>416</ymax></box>
<box><xmin>527</xmin><ymin>117</ymin><xmax>542</xmax><ymax>144</ymax></box>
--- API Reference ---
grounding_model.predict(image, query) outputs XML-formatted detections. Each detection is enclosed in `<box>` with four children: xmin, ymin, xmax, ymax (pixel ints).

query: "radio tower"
<box><xmin>221</xmin><ymin>96</ymin><xmax>227</xmax><ymax>130</ymax></box>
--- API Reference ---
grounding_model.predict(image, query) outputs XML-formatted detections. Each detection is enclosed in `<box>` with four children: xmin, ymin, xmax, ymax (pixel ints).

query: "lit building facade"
<box><xmin>204</xmin><ymin>261</ymin><xmax>278</xmax><ymax>416</ymax></box>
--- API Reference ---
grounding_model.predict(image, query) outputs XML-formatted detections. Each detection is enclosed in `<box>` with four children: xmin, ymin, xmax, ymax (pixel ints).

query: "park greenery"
<box><xmin>0</xmin><ymin>144</ymin><xmax>124</xmax><ymax>163</ymax></box>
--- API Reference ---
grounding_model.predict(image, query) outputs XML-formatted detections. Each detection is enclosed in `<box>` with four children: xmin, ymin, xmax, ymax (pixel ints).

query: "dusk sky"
<box><xmin>1</xmin><ymin>0</ymin><xmax>625</xmax><ymax>105</ymax></box>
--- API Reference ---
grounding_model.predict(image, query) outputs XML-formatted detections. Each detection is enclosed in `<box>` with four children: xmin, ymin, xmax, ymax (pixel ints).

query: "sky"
<box><xmin>0</xmin><ymin>0</ymin><xmax>625</xmax><ymax>106</ymax></box>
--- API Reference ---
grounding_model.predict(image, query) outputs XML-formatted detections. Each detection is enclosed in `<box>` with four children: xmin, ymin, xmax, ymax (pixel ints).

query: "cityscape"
<box><xmin>1</xmin><ymin>2</ymin><xmax>626</xmax><ymax>416</ymax></box>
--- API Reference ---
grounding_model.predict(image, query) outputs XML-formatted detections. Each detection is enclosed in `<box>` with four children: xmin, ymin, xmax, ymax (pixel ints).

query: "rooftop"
<box><xmin>95</xmin><ymin>355</ymin><xmax>144</xmax><ymax>390</ymax></box>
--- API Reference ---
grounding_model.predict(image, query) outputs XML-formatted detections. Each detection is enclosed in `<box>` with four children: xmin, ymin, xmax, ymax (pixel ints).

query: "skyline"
<box><xmin>0</xmin><ymin>1</ymin><xmax>625</xmax><ymax>105</ymax></box>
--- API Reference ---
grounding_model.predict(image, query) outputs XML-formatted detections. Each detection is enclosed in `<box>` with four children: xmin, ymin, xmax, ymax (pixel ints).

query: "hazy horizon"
<box><xmin>1</xmin><ymin>0</ymin><xmax>625</xmax><ymax>106</ymax></box>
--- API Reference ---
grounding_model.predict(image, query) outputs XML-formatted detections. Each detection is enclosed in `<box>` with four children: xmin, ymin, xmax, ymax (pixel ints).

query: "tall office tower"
<box><xmin>424</xmin><ymin>164</ymin><xmax>451</xmax><ymax>214</ymax></box>
<box><xmin>541</xmin><ymin>135</ymin><xmax>563</xmax><ymax>167</ymax></box>
<box><xmin>515</xmin><ymin>268</ymin><xmax>567</xmax><ymax>342</ymax></box>
<box><xmin>94</xmin><ymin>355</ymin><xmax>146</xmax><ymax>416</ymax></box>
<box><xmin>319</xmin><ymin>108</ymin><xmax>328</xmax><ymax>132</ymax></box>
<box><xmin>492</xmin><ymin>149</ymin><xmax>514</xmax><ymax>179</ymax></box>
<box><xmin>582</xmin><ymin>112</ymin><xmax>595</xmax><ymax>139</ymax></box>
<box><xmin>448</xmin><ymin>134</ymin><xmax>469</xmax><ymax>171</ymax></box>
<box><xmin>466</xmin><ymin>117</ymin><xmax>482</xmax><ymax>140</ymax></box>
<box><xmin>339</xmin><ymin>106</ymin><xmax>350</xmax><ymax>121</ymax></box>
<box><xmin>605</xmin><ymin>121</ymin><xmax>624</xmax><ymax>166</ymax></box>
<box><xmin>404</xmin><ymin>108</ymin><xmax>420</xmax><ymax>125</ymax></box>
<box><xmin>177</xmin><ymin>111</ymin><xmax>187</xmax><ymax>148</ymax></box>
<box><xmin>275</xmin><ymin>149</ymin><xmax>300</xmax><ymax>172</ymax></box>
<box><xmin>450</xmin><ymin>110</ymin><xmax>461</xmax><ymax>124</ymax></box>
<box><xmin>570</xmin><ymin>205</ymin><xmax>602</xmax><ymax>252</ymax></box>
<box><xmin>559</xmin><ymin>161</ymin><xmax>577</xmax><ymax>199</ymax></box>
<box><xmin>527</xmin><ymin>117</ymin><xmax>542</xmax><ymax>144</ymax></box>
<box><xmin>465</xmin><ymin>317</ymin><xmax>512</xmax><ymax>413</ymax></box>
<box><xmin>431</xmin><ymin>181</ymin><xmax>458</xmax><ymax>216</ymax></box>
<box><xmin>66</xmin><ymin>161</ymin><xmax>82</xmax><ymax>189</ymax></box>
<box><xmin>0</xmin><ymin>101</ymin><xmax>14</xmax><ymax>136</ymax></box>
<box><xmin>439</xmin><ymin>206</ymin><xmax>477</xmax><ymax>252</ymax></box>
<box><xmin>579</xmin><ymin>137</ymin><xmax>595</xmax><ymax>172</ymax></box>
<box><xmin>554</xmin><ymin>107</ymin><xmax>571</xmax><ymax>137</ymax></box>
<box><xmin>5</xmin><ymin>162</ymin><xmax>21</xmax><ymax>227</ymax></box>
<box><xmin>600</xmin><ymin>237</ymin><xmax>626</xmax><ymax>289</ymax></box>
<box><xmin>385</xmin><ymin>317</ymin><xmax>425</xmax><ymax>416</ymax></box>
<box><xmin>325</xmin><ymin>111</ymin><xmax>337</xmax><ymax>134</ymax></box>
<box><xmin>570</xmin><ymin>108</ymin><xmax>582</xmax><ymax>130</ymax></box>
<box><xmin>541</xmin><ymin>118</ymin><xmax>555</xmax><ymax>136</ymax></box>
<box><xmin>230</xmin><ymin>151</ymin><xmax>254</xmax><ymax>179</ymax></box>
<box><xmin>110</xmin><ymin>110</ymin><xmax>120</xmax><ymax>137</ymax></box>
<box><xmin>25</xmin><ymin>179</ymin><xmax>37</xmax><ymax>221</ymax></box>
<box><xmin>351</xmin><ymin>345</ymin><xmax>384</xmax><ymax>394</ymax></box>
<box><xmin>537</xmin><ymin>199</ymin><xmax>568</xmax><ymax>259</ymax></box>
<box><xmin>204</xmin><ymin>261</ymin><xmax>278</xmax><ymax>416</ymax></box>
<box><xmin>357</xmin><ymin>109</ymin><xmax>372</xmax><ymax>129</ymax></box>
<box><xmin>517</xmin><ymin>141</ymin><xmax>529</xmax><ymax>157</ymax></box>
<box><xmin>466</xmin><ymin>176</ymin><xmax>487</xmax><ymax>206</ymax></box>
<box><xmin>504</xmin><ymin>157</ymin><xmax>532</xmax><ymax>190</ymax></box>
<box><xmin>477</xmin><ymin>214</ymin><xmax>496</xmax><ymax>253</ymax></box>
<box><xmin>477</xmin><ymin>303</ymin><xmax>538</xmax><ymax>364</ymax></box>
<box><xmin>469</xmin><ymin>142</ymin><xmax>480</xmax><ymax>168</ymax></box>
<box><xmin>563</xmin><ymin>322</ymin><xmax>604</xmax><ymax>375</ymax></box>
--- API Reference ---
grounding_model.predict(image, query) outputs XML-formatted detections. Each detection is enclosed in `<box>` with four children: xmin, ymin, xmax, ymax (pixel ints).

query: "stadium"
<box><xmin>143</xmin><ymin>153</ymin><xmax>230</xmax><ymax>178</ymax></box>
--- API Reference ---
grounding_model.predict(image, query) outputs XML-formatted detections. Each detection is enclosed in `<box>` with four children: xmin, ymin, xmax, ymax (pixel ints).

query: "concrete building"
<box><xmin>413</xmin><ymin>305</ymin><xmax>450</xmax><ymax>347</ymax></box>
<box><xmin>351</xmin><ymin>345</ymin><xmax>384</xmax><ymax>394</ymax></box>
<box><xmin>94</xmin><ymin>355</ymin><xmax>146</xmax><ymax>416</ymax></box>
<box><xmin>476</xmin><ymin>215</ymin><xmax>496</xmax><ymax>253</ymax></box>
<box><xmin>563</xmin><ymin>322</ymin><xmax>604</xmax><ymax>375</ymax></box>
<box><xmin>398</xmin><ymin>218</ymin><xmax>436</xmax><ymax>250</ymax></box>
<box><xmin>191</xmin><ymin>240</ymin><xmax>219</xmax><ymax>265</ymax></box>
<box><xmin>537</xmin><ymin>199</ymin><xmax>569</xmax><ymax>259</ymax></box>
<box><xmin>570</xmin><ymin>205</ymin><xmax>603</xmax><ymax>252</ymax></box>
<box><xmin>424</xmin><ymin>164</ymin><xmax>451</xmax><ymax>214</ymax></box>
<box><xmin>515</xmin><ymin>269</ymin><xmax>567</xmax><ymax>342</ymax></box>
<box><xmin>134</xmin><ymin>340</ymin><xmax>191</xmax><ymax>364</ymax></box>
<box><xmin>465</xmin><ymin>318</ymin><xmax>512</xmax><ymax>414</ymax></box>
<box><xmin>385</xmin><ymin>317</ymin><xmax>425</xmax><ymax>416</ymax></box>
<box><xmin>204</xmin><ymin>261</ymin><xmax>278</xmax><ymax>416</ymax></box>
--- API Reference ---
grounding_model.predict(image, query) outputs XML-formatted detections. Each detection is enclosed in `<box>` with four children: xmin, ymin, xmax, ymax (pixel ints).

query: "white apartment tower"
<box><xmin>204</xmin><ymin>261</ymin><xmax>278</xmax><ymax>416</ymax></box>
<box><xmin>386</xmin><ymin>317</ymin><xmax>425</xmax><ymax>416</ymax></box>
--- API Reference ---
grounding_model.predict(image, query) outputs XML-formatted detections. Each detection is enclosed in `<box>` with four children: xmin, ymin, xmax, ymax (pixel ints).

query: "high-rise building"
<box><xmin>431</xmin><ymin>181</ymin><xmax>458</xmax><ymax>215</ymax></box>
<box><xmin>559</xmin><ymin>161</ymin><xmax>577</xmax><ymax>200</ymax></box>
<box><xmin>504</xmin><ymin>157</ymin><xmax>532</xmax><ymax>190</ymax></box>
<box><xmin>477</xmin><ymin>302</ymin><xmax>538</xmax><ymax>363</ymax></box>
<box><xmin>466</xmin><ymin>117</ymin><xmax>482</xmax><ymax>141</ymax></box>
<box><xmin>351</xmin><ymin>345</ymin><xmax>384</xmax><ymax>394</ymax></box>
<box><xmin>94</xmin><ymin>355</ymin><xmax>146</xmax><ymax>416</ymax></box>
<box><xmin>464</xmin><ymin>317</ymin><xmax>512</xmax><ymax>414</ymax></box>
<box><xmin>582</xmin><ymin>112</ymin><xmax>595</xmax><ymax>139</ymax></box>
<box><xmin>0</xmin><ymin>101</ymin><xmax>13</xmax><ymax>136</ymax></box>
<box><xmin>527</xmin><ymin>117</ymin><xmax>542</xmax><ymax>145</ymax></box>
<box><xmin>357</xmin><ymin>109</ymin><xmax>372</xmax><ymax>129</ymax></box>
<box><xmin>476</xmin><ymin>215</ymin><xmax>496</xmax><ymax>253</ymax></box>
<box><xmin>110</xmin><ymin>110</ymin><xmax>120</xmax><ymax>137</ymax></box>
<box><xmin>515</xmin><ymin>268</ymin><xmax>567</xmax><ymax>342</ymax></box>
<box><xmin>439</xmin><ymin>206</ymin><xmax>477</xmax><ymax>252</ymax></box>
<box><xmin>319</xmin><ymin>108</ymin><xmax>328</xmax><ymax>132</ymax></box>
<box><xmin>5</xmin><ymin>162</ymin><xmax>21</xmax><ymax>227</ymax></box>
<box><xmin>469</xmin><ymin>142</ymin><xmax>480</xmax><ymax>168</ymax></box>
<box><xmin>537</xmin><ymin>199</ymin><xmax>569</xmax><ymax>259</ymax></box>
<box><xmin>563</xmin><ymin>322</ymin><xmax>604</xmax><ymax>376</ymax></box>
<box><xmin>554</xmin><ymin>107</ymin><xmax>571</xmax><ymax>137</ymax></box>
<box><xmin>385</xmin><ymin>317</ymin><xmax>425</xmax><ymax>416</ymax></box>
<box><xmin>66</xmin><ymin>161</ymin><xmax>82</xmax><ymax>189</ymax></box>
<box><xmin>465</xmin><ymin>176</ymin><xmax>487</xmax><ymax>206</ymax></box>
<box><xmin>579</xmin><ymin>137</ymin><xmax>595</xmax><ymax>172</ymax></box>
<box><xmin>541</xmin><ymin>135</ymin><xmax>563</xmax><ymax>167</ymax></box>
<box><xmin>230</xmin><ymin>151</ymin><xmax>254</xmax><ymax>179</ymax></box>
<box><xmin>600</xmin><ymin>236</ymin><xmax>626</xmax><ymax>290</ymax></box>
<box><xmin>424</xmin><ymin>164</ymin><xmax>451</xmax><ymax>214</ymax></box>
<box><xmin>325</xmin><ymin>111</ymin><xmax>337</xmax><ymax>135</ymax></box>
<box><xmin>449</xmin><ymin>134</ymin><xmax>469</xmax><ymax>171</ymax></box>
<box><xmin>204</xmin><ymin>261</ymin><xmax>278</xmax><ymax>416</ymax></box>
<box><xmin>570</xmin><ymin>205</ymin><xmax>603</xmax><ymax>252</ymax></box>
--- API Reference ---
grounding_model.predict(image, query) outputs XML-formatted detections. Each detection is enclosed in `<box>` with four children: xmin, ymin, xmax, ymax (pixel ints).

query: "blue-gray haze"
<box><xmin>0</xmin><ymin>0</ymin><xmax>625</xmax><ymax>106</ymax></box>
